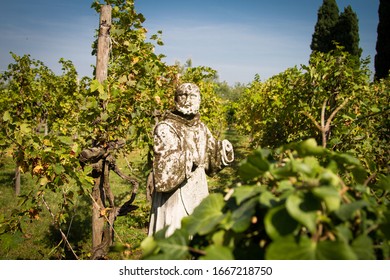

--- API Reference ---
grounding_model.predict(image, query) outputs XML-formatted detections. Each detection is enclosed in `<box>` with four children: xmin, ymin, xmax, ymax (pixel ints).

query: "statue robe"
<box><xmin>148</xmin><ymin>111</ymin><xmax>233</xmax><ymax>237</ymax></box>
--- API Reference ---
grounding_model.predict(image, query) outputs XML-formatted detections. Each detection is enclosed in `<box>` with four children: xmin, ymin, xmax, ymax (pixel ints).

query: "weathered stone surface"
<box><xmin>148</xmin><ymin>83</ymin><xmax>234</xmax><ymax>237</ymax></box>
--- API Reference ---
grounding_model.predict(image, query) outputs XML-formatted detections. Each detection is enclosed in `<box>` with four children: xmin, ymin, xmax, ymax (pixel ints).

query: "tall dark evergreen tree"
<box><xmin>375</xmin><ymin>0</ymin><xmax>390</xmax><ymax>80</ymax></box>
<box><xmin>311</xmin><ymin>0</ymin><xmax>339</xmax><ymax>53</ymax></box>
<box><xmin>334</xmin><ymin>5</ymin><xmax>362</xmax><ymax>58</ymax></box>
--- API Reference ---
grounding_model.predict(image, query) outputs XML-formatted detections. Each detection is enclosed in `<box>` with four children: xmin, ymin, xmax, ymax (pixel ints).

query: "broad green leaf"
<box><xmin>271</xmin><ymin>164</ymin><xmax>296</xmax><ymax>179</ymax></box>
<box><xmin>211</xmin><ymin>230</ymin><xmax>225</xmax><ymax>246</ymax></box>
<box><xmin>107</xmin><ymin>103</ymin><xmax>117</xmax><ymax>113</ymax></box>
<box><xmin>335</xmin><ymin>224</ymin><xmax>353</xmax><ymax>243</ymax></box>
<box><xmin>335</xmin><ymin>200</ymin><xmax>368</xmax><ymax>221</ymax></box>
<box><xmin>286</xmin><ymin>192</ymin><xmax>320</xmax><ymax>233</ymax></box>
<box><xmin>90</xmin><ymin>79</ymin><xmax>101</xmax><ymax>93</ymax></box>
<box><xmin>351</xmin><ymin>166</ymin><xmax>368</xmax><ymax>185</ymax></box>
<box><xmin>181</xmin><ymin>193</ymin><xmax>225</xmax><ymax>236</ymax></box>
<box><xmin>295</xmin><ymin>138</ymin><xmax>326</xmax><ymax>156</ymax></box>
<box><xmin>316</xmin><ymin>240</ymin><xmax>357</xmax><ymax>260</ymax></box>
<box><xmin>266</xmin><ymin>236</ymin><xmax>316</xmax><ymax>260</ymax></box>
<box><xmin>351</xmin><ymin>235</ymin><xmax>375</xmax><ymax>260</ymax></box>
<box><xmin>266</xmin><ymin>236</ymin><xmax>357</xmax><ymax>260</ymax></box>
<box><xmin>277</xmin><ymin>180</ymin><xmax>294</xmax><ymax>192</ymax></box>
<box><xmin>319</xmin><ymin>169</ymin><xmax>341</xmax><ymax>186</ymax></box>
<box><xmin>85</xmin><ymin>97</ymin><xmax>98</xmax><ymax>109</ymax></box>
<box><xmin>370</xmin><ymin>105</ymin><xmax>380</xmax><ymax>113</ymax></box>
<box><xmin>247</xmin><ymin>148</ymin><xmax>271</xmax><ymax>172</ymax></box>
<box><xmin>238</xmin><ymin>148</ymin><xmax>271</xmax><ymax>181</ymax></box>
<box><xmin>200</xmin><ymin>245</ymin><xmax>234</xmax><ymax>260</ymax></box>
<box><xmin>259</xmin><ymin>191</ymin><xmax>278</xmax><ymax>208</ymax></box>
<box><xmin>375</xmin><ymin>174</ymin><xmax>390</xmax><ymax>191</ymax></box>
<box><xmin>99</xmin><ymin>90</ymin><xmax>108</xmax><ymax>101</ymax></box>
<box><xmin>20</xmin><ymin>123</ymin><xmax>31</xmax><ymax>134</ymax></box>
<box><xmin>264</xmin><ymin>204</ymin><xmax>299</xmax><ymax>240</ymax></box>
<box><xmin>231</xmin><ymin>197</ymin><xmax>257</xmax><ymax>233</ymax></box>
<box><xmin>238</xmin><ymin>160</ymin><xmax>263</xmax><ymax>181</ymax></box>
<box><xmin>291</xmin><ymin>161</ymin><xmax>313</xmax><ymax>176</ymax></box>
<box><xmin>331</xmin><ymin>152</ymin><xmax>362</xmax><ymax>167</ymax></box>
<box><xmin>145</xmin><ymin>229</ymin><xmax>189</xmax><ymax>260</ymax></box>
<box><xmin>232</xmin><ymin>185</ymin><xmax>262</xmax><ymax>205</ymax></box>
<box><xmin>379</xmin><ymin>210</ymin><xmax>390</xmax><ymax>239</ymax></box>
<box><xmin>312</xmin><ymin>186</ymin><xmax>341</xmax><ymax>212</ymax></box>
<box><xmin>53</xmin><ymin>164</ymin><xmax>64</xmax><ymax>175</ymax></box>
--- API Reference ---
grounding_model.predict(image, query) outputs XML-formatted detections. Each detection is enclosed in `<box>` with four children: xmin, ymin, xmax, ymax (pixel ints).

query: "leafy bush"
<box><xmin>141</xmin><ymin>139</ymin><xmax>390</xmax><ymax>260</ymax></box>
<box><xmin>234</xmin><ymin>47</ymin><xmax>389</xmax><ymax>187</ymax></box>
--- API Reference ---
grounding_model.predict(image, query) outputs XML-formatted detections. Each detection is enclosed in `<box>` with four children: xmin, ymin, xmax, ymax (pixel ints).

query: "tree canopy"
<box><xmin>375</xmin><ymin>0</ymin><xmax>390</xmax><ymax>80</ymax></box>
<box><xmin>311</xmin><ymin>0</ymin><xmax>361</xmax><ymax>59</ymax></box>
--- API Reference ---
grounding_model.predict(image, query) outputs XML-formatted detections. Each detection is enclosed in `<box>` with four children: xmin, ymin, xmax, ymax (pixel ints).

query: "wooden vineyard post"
<box><xmin>84</xmin><ymin>3</ymin><xmax>138</xmax><ymax>260</ymax></box>
<box><xmin>95</xmin><ymin>5</ymin><xmax>111</xmax><ymax>83</ymax></box>
<box><xmin>92</xmin><ymin>4</ymin><xmax>111</xmax><ymax>258</ymax></box>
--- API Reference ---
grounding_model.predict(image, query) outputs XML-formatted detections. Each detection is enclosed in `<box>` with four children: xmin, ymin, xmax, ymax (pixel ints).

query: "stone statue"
<box><xmin>148</xmin><ymin>83</ymin><xmax>234</xmax><ymax>237</ymax></box>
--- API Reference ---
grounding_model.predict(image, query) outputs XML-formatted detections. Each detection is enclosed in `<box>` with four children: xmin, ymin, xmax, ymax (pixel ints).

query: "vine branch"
<box><xmin>301</xmin><ymin>97</ymin><xmax>350</xmax><ymax>148</ymax></box>
<box><xmin>41</xmin><ymin>194</ymin><xmax>79</xmax><ymax>260</ymax></box>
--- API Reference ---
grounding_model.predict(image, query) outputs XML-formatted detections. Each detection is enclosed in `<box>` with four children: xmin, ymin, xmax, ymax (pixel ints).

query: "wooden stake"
<box><xmin>92</xmin><ymin>4</ymin><xmax>111</xmax><ymax>258</ymax></box>
<box><xmin>96</xmin><ymin>5</ymin><xmax>111</xmax><ymax>83</ymax></box>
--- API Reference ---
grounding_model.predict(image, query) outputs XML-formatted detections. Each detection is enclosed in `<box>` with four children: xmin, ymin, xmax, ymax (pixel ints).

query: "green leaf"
<box><xmin>334</xmin><ymin>200</ymin><xmax>368</xmax><ymax>221</ymax></box>
<box><xmin>181</xmin><ymin>193</ymin><xmax>225</xmax><ymax>236</ymax></box>
<box><xmin>146</xmin><ymin>229</ymin><xmax>190</xmax><ymax>260</ymax></box>
<box><xmin>311</xmin><ymin>186</ymin><xmax>341</xmax><ymax>212</ymax></box>
<box><xmin>20</xmin><ymin>123</ymin><xmax>31</xmax><ymax>134</ymax></box>
<box><xmin>266</xmin><ymin>236</ymin><xmax>357</xmax><ymax>260</ymax></box>
<box><xmin>247</xmin><ymin>148</ymin><xmax>271</xmax><ymax>171</ymax></box>
<box><xmin>238</xmin><ymin>148</ymin><xmax>271</xmax><ymax>181</ymax></box>
<box><xmin>53</xmin><ymin>164</ymin><xmax>64</xmax><ymax>175</ymax></box>
<box><xmin>90</xmin><ymin>79</ymin><xmax>101</xmax><ymax>92</ymax></box>
<box><xmin>231</xmin><ymin>197</ymin><xmax>257</xmax><ymax>233</ymax></box>
<box><xmin>319</xmin><ymin>169</ymin><xmax>341</xmax><ymax>187</ymax></box>
<box><xmin>375</xmin><ymin>174</ymin><xmax>390</xmax><ymax>191</ymax></box>
<box><xmin>238</xmin><ymin>161</ymin><xmax>263</xmax><ymax>181</ymax></box>
<box><xmin>286</xmin><ymin>192</ymin><xmax>320</xmax><ymax>233</ymax></box>
<box><xmin>331</xmin><ymin>152</ymin><xmax>362</xmax><ymax>167</ymax></box>
<box><xmin>232</xmin><ymin>185</ymin><xmax>262</xmax><ymax>205</ymax></box>
<box><xmin>370</xmin><ymin>106</ymin><xmax>380</xmax><ymax>113</ymax></box>
<box><xmin>211</xmin><ymin>230</ymin><xmax>225</xmax><ymax>246</ymax></box>
<box><xmin>351</xmin><ymin>167</ymin><xmax>368</xmax><ymax>185</ymax></box>
<box><xmin>141</xmin><ymin>236</ymin><xmax>160</xmax><ymax>258</ymax></box>
<box><xmin>271</xmin><ymin>164</ymin><xmax>296</xmax><ymax>179</ymax></box>
<box><xmin>379</xmin><ymin>210</ymin><xmax>390</xmax><ymax>239</ymax></box>
<box><xmin>351</xmin><ymin>235</ymin><xmax>375</xmax><ymax>260</ymax></box>
<box><xmin>266</xmin><ymin>236</ymin><xmax>316</xmax><ymax>260</ymax></box>
<box><xmin>2</xmin><ymin>111</ymin><xmax>11</xmax><ymax>122</ymax></box>
<box><xmin>277</xmin><ymin>180</ymin><xmax>294</xmax><ymax>192</ymax></box>
<box><xmin>200</xmin><ymin>245</ymin><xmax>234</xmax><ymax>260</ymax></box>
<box><xmin>316</xmin><ymin>240</ymin><xmax>357</xmax><ymax>260</ymax></box>
<box><xmin>335</xmin><ymin>224</ymin><xmax>353</xmax><ymax>243</ymax></box>
<box><xmin>264</xmin><ymin>204</ymin><xmax>299</xmax><ymax>240</ymax></box>
<box><xmin>259</xmin><ymin>191</ymin><xmax>278</xmax><ymax>208</ymax></box>
<box><xmin>295</xmin><ymin>138</ymin><xmax>326</xmax><ymax>156</ymax></box>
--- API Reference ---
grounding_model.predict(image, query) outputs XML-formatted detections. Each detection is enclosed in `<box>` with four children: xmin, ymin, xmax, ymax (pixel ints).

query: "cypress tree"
<box><xmin>375</xmin><ymin>0</ymin><xmax>390</xmax><ymax>80</ymax></box>
<box><xmin>311</xmin><ymin>0</ymin><xmax>339</xmax><ymax>53</ymax></box>
<box><xmin>334</xmin><ymin>5</ymin><xmax>362</xmax><ymax>58</ymax></box>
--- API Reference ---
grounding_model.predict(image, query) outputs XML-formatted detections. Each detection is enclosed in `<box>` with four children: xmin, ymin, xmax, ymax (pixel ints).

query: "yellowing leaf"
<box><xmin>33</xmin><ymin>164</ymin><xmax>44</xmax><ymax>175</ymax></box>
<box><xmin>3</xmin><ymin>111</ymin><xmax>11</xmax><ymax>122</ymax></box>
<box><xmin>20</xmin><ymin>123</ymin><xmax>31</xmax><ymax>134</ymax></box>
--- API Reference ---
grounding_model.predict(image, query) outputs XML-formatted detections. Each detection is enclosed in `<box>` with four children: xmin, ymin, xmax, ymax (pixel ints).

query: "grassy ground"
<box><xmin>0</xmin><ymin>130</ymin><xmax>251</xmax><ymax>259</ymax></box>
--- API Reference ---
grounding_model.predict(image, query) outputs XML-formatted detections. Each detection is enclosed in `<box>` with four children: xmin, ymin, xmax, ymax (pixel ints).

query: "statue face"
<box><xmin>175</xmin><ymin>83</ymin><xmax>201</xmax><ymax>115</ymax></box>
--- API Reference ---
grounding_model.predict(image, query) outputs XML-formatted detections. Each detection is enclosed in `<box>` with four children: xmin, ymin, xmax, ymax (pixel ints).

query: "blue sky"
<box><xmin>0</xmin><ymin>0</ymin><xmax>379</xmax><ymax>85</ymax></box>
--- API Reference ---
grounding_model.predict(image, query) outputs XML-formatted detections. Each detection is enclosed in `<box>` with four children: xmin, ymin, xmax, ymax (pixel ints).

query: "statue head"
<box><xmin>175</xmin><ymin>83</ymin><xmax>201</xmax><ymax>115</ymax></box>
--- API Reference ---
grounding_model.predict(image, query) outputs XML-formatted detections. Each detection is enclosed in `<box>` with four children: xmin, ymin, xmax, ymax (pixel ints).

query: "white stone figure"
<box><xmin>148</xmin><ymin>83</ymin><xmax>234</xmax><ymax>237</ymax></box>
